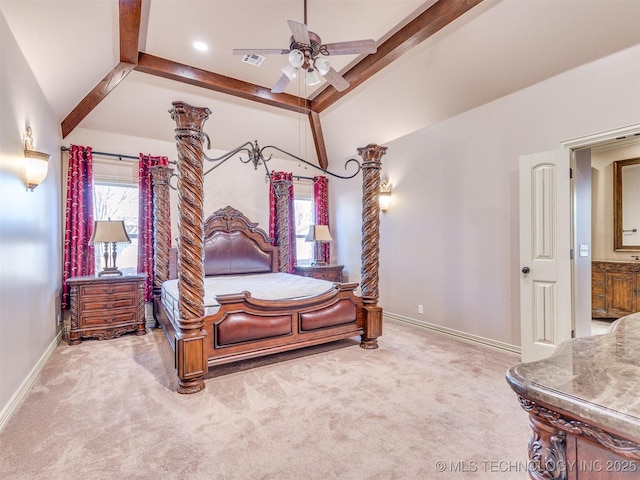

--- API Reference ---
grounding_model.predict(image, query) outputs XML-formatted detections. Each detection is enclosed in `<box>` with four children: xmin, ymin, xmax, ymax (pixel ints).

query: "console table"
<box><xmin>506</xmin><ymin>313</ymin><xmax>640</xmax><ymax>479</ymax></box>
<box><xmin>67</xmin><ymin>274</ymin><xmax>146</xmax><ymax>345</ymax></box>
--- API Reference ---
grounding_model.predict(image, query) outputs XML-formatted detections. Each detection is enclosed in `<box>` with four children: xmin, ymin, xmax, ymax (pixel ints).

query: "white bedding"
<box><xmin>161</xmin><ymin>272</ymin><xmax>335</xmax><ymax>319</ymax></box>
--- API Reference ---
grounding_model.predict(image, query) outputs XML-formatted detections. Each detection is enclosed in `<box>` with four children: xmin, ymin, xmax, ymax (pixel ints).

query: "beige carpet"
<box><xmin>0</xmin><ymin>318</ymin><xmax>531</xmax><ymax>479</ymax></box>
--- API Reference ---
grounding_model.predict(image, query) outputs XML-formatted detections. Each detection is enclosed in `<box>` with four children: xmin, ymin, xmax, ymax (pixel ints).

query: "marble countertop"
<box><xmin>506</xmin><ymin>312</ymin><xmax>640</xmax><ymax>441</ymax></box>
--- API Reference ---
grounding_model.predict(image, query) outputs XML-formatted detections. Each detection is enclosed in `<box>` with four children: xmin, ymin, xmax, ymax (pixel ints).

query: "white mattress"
<box><xmin>161</xmin><ymin>272</ymin><xmax>335</xmax><ymax>319</ymax></box>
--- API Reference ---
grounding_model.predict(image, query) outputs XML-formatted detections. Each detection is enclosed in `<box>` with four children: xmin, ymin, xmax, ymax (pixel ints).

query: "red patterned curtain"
<box><xmin>269</xmin><ymin>171</ymin><xmax>296</xmax><ymax>272</ymax></box>
<box><xmin>61</xmin><ymin>145</ymin><xmax>95</xmax><ymax>310</ymax></box>
<box><xmin>313</xmin><ymin>176</ymin><xmax>330</xmax><ymax>264</ymax></box>
<box><xmin>138</xmin><ymin>154</ymin><xmax>170</xmax><ymax>302</ymax></box>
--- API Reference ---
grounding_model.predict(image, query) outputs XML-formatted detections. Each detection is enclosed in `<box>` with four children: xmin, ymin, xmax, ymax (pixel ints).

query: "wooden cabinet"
<box><xmin>67</xmin><ymin>274</ymin><xmax>146</xmax><ymax>345</ymax></box>
<box><xmin>568</xmin><ymin>434</ymin><xmax>639</xmax><ymax>479</ymax></box>
<box><xmin>592</xmin><ymin>261</ymin><xmax>640</xmax><ymax>318</ymax></box>
<box><xmin>507</xmin><ymin>314</ymin><xmax>640</xmax><ymax>480</ymax></box>
<box><xmin>293</xmin><ymin>264</ymin><xmax>344</xmax><ymax>283</ymax></box>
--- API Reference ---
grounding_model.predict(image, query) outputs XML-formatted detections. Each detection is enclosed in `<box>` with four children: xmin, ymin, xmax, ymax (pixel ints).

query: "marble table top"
<box><xmin>506</xmin><ymin>312</ymin><xmax>640</xmax><ymax>441</ymax></box>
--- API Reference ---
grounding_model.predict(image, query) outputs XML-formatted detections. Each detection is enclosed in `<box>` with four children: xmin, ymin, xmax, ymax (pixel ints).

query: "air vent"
<box><xmin>241</xmin><ymin>54</ymin><xmax>265</xmax><ymax>67</ymax></box>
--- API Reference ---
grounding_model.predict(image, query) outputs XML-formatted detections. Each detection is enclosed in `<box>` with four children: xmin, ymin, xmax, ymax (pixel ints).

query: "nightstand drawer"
<box><xmin>313</xmin><ymin>271</ymin><xmax>341</xmax><ymax>281</ymax></box>
<box><xmin>81</xmin><ymin>310</ymin><xmax>137</xmax><ymax>327</ymax></box>
<box><xmin>293</xmin><ymin>265</ymin><xmax>344</xmax><ymax>283</ymax></box>
<box><xmin>80</xmin><ymin>296</ymin><xmax>137</xmax><ymax>312</ymax></box>
<box><xmin>80</xmin><ymin>282</ymin><xmax>137</xmax><ymax>297</ymax></box>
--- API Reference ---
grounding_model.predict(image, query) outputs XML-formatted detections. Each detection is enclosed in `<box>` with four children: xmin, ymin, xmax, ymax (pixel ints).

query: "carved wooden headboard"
<box><xmin>169</xmin><ymin>206</ymin><xmax>278</xmax><ymax>279</ymax></box>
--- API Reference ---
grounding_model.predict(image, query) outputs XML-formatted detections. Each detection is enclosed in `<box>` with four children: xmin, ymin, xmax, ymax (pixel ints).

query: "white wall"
<box><xmin>0</xmin><ymin>13</ymin><xmax>62</xmax><ymax>417</ymax></box>
<box><xmin>332</xmin><ymin>45</ymin><xmax>640</xmax><ymax>348</ymax></box>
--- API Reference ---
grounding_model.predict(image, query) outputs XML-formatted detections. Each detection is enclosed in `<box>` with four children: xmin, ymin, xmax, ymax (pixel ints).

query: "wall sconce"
<box><xmin>379</xmin><ymin>179</ymin><xmax>392</xmax><ymax>213</ymax></box>
<box><xmin>23</xmin><ymin>127</ymin><xmax>51</xmax><ymax>191</ymax></box>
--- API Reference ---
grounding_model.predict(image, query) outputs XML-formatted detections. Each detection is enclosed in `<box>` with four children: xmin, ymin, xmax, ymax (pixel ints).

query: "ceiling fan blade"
<box><xmin>271</xmin><ymin>73</ymin><xmax>292</xmax><ymax>94</ymax></box>
<box><xmin>321</xmin><ymin>67</ymin><xmax>350</xmax><ymax>92</ymax></box>
<box><xmin>288</xmin><ymin>20</ymin><xmax>310</xmax><ymax>45</ymax></box>
<box><xmin>233</xmin><ymin>48</ymin><xmax>289</xmax><ymax>56</ymax></box>
<box><xmin>323</xmin><ymin>39</ymin><xmax>377</xmax><ymax>56</ymax></box>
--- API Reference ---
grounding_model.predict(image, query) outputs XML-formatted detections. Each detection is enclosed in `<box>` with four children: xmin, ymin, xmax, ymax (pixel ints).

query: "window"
<box><xmin>294</xmin><ymin>180</ymin><xmax>313</xmax><ymax>264</ymax></box>
<box><xmin>93</xmin><ymin>182</ymin><xmax>139</xmax><ymax>275</ymax></box>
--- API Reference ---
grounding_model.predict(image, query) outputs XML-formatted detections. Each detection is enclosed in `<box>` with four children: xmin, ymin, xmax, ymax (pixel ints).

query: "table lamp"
<box><xmin>89</xmin><ymin>220</ymin><xmax>131</xmax><ymax>276</ymax></box>
<box><xmin>306</xmin><ymin>224</ymin><xmax>333</xmax><ymax>266</ymax></box>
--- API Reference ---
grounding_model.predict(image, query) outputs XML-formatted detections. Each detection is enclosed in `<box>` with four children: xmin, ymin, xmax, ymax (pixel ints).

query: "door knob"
<box><xmin>522</xmin><ymin>267</ymin><xmax>530</xmax><ymax>274</ymax></box>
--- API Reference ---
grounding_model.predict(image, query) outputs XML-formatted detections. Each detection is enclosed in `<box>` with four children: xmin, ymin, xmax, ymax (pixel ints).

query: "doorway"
<box><xmin>561</xmin><ymin>124</ymin><xmax>640</xmax><ymax>338</ymax></box>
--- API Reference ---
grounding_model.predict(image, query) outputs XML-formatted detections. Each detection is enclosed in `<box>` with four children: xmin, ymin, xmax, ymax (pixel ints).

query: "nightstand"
<box><xmin>67</xmin><ymin>274</ymin><xmax>146</xmax><ymax>345</ymax></box>
<box><xmin>293</xmin><ymin>264</ymin><xmax>344</xmax><ymax>283</ymax></box>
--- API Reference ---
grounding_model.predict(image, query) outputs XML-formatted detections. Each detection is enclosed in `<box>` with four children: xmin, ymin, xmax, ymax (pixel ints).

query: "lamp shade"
<box><xmin>24</xmin><ymin>150</ymin><xmax>50</xmax><ymax>190</ymax></box>
<box><xmin>89</xmin><ymin>220</ymin><xmax>131</xmax><ymax>244</ymax></box>
<box><xmin>304</xmin><ymin>69</ymin><xmax>321</xmax><ymax>86</ymax></box>
<box><xmin>288</xmin><ymin>49</ymin><xmax>304</xmax><ymax>68</ymax></box>
<box><xmin>314</xmin><ymin>57</ymin><xmax>331</xmax><ymax>76</ymax></box>
<box><xmin>379</xmin><ymin>191</ymin><xmax>391</xmax><ymax>212</ymax></box>
<box><xmin>306</xmin><ymin>224</ymin><xmax>333</xmax><ymax>243</ymax></box>
<box><xmin>282</xmin><ymin>64</ymin><xmax>298</xmax><ymax>81</ymax></box>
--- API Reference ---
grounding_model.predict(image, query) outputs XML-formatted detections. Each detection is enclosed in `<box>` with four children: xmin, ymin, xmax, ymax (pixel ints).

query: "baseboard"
<box><xmin>384</xmin><ymin>311</ymin><xmax>521</xmax><ymax>357</ymax></box>
<box><xmin>0</xmin><ymin>331</ymin><xmax>62</xmax><ymax>432</ymax></box>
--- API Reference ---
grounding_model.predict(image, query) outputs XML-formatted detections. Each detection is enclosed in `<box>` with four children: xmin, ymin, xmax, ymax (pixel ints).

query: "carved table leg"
<box><xmin>527</xmin><ymin>414</ymin><xmax>567</xmax><ymax>480</ymax></box>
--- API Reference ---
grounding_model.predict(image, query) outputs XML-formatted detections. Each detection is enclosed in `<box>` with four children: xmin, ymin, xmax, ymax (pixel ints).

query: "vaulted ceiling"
<box><xmin>2</xmin><ymin>0</ymin><xmax>639</xmax><ymax>167</ymax></box>
<box><xmin>66</xmin><ymin>0</ymin><xmax>482</xmax><ymax>167</ymax></box>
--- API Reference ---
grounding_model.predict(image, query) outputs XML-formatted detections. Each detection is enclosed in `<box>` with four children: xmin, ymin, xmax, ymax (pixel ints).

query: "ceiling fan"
<box><xmin>232</xmin><ymin>0</ymin><xmax>377</xmax><ymax>94</ymax></box>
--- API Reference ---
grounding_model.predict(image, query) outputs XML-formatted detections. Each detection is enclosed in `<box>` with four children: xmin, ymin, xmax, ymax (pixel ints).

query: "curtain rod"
<box><xmin>60</xmin><ymin>146</ymin><xmax>139</xmax><ymax>161</ymax></box>
<box><xmin>265</xmin><ymin>173</ymin><xmax>321</xmax><ymax>182</ymax></box>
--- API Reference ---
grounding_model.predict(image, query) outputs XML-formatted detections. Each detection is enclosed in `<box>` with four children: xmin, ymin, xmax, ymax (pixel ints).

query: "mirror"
<box><xmin>613</xmin><ymin>157</ymin><xmax>640</xmax><ymax>251</ymax></box>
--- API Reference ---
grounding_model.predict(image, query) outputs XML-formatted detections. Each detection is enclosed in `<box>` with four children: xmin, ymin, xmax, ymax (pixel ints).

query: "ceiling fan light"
<box><xmin>288</xmin><ymin>49</ymin><xmax>304</xmax><ymax>68</ymax></box>
<box><xmin>305</xmin><ymin>69</ymin><xmax>321</xmax><ymax>86</ymax></box>
<box><xmin>314</xmin><ymin>57</ymin><xmax>330</xmax><ymax>75</ymax></box>
<box><xmin>282</xmin><ymin>65</ymin><xmax>298</xmax><ymax>81</ymax></box>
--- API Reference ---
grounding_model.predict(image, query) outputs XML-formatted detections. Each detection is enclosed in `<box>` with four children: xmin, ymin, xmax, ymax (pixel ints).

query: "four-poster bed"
<box><xmin>151</xmin><ymin>101</ymin><xmax>387</xmax><ymax>393</ymax></box>
<box><xmin>154</xmin><ymin>205</ymin><xmax>365</xmax><ymax>365</ymax></box>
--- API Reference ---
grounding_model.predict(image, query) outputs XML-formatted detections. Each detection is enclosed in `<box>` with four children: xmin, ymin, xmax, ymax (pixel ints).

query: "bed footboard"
<box><xmin>204</xmin><ymin>282</ymin><xmax>363</xmax><ymax>366</ymax></box>
<box><xmin>156</xmin><ymin>283</ymin><xmax>364</xmax><ymax>368</ymax></box>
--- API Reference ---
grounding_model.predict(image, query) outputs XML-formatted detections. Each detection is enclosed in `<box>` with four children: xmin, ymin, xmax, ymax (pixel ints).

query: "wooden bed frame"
<box><xmin>151</xmin><ymin>102</ymin><xmax>388</xmax><ymax>394</ymax></box>
<box><xmin>154</xmin><ymin>205</ymin><xmax>365</xmax><ymax>367</ymax></box>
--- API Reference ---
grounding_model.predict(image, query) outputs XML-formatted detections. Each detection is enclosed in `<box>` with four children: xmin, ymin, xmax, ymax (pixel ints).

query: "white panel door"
<box><xmin>519</xmin><ymin>150</ymin><xmax>572</xmax><ymax>362</ymax></box>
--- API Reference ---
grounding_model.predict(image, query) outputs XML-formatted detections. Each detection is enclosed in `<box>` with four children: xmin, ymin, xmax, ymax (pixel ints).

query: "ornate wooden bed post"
<box><xmin>169</xmin><ymin>101</ymin><xmax>210</xmax><ymax>394</ymax></box>
<box><xmin>357</xmin><ymin>143</ymin><xmax>388</xmax><ymax>349</ymax></box>
<box><xmin>273</xmin><ymin>179</ymin><xmax>292</xmax><ymax>273</ymax></box>
<box><xmin>149</xmin><ymin>165</ymin><xmax>173</xmax><ymax>325</ymax></box>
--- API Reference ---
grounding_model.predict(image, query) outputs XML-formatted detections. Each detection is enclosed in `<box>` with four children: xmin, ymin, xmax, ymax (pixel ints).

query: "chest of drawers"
<box><xmin>67</xmin><ymin>274</ymin><xmax>146</xmax><ymax>345</ymax></box>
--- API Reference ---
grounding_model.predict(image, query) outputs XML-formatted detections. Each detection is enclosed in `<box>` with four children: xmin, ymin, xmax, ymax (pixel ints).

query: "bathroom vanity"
<box><xmin>592</xmin><ymin>261</ymin><xmax>640</xmax><ymax>319</ymax></box>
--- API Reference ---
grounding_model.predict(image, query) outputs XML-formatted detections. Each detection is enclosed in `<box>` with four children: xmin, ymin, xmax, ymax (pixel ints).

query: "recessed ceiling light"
<box><xmin>193</xmin><ymin>41</ymin><xmax>208</xmax><ymax>52</ymax></box>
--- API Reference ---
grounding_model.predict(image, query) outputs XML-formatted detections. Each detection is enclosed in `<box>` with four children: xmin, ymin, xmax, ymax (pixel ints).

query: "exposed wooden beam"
<box><xmin>61</xmin><ymin>0</ymin><xmax>142</xmax><ymax>138</ymax></box>
<box><xmin>308</xmin><ymin>111</ymin><xmax>328</xmax><ymax>170</ymax></box>
<box><xmin>61</xmin><ymin>62</ymin><xmax>135</xmax><ymax>138</ymax></box>
<box><xmin>135</xmin><ymin>53</ymin><xmax>311</xmax><ymax>115</ymax></box>
<box><xmin>311</xmin><ymin>0</ymin><xmax>484</xmax><ymax>112</ymax></box>
<box><xmin>119</xmin><ymin>0</ymin><xmax>142</xmax><ymax>64</ymax></box>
